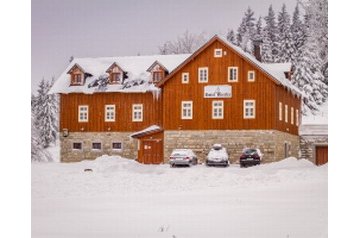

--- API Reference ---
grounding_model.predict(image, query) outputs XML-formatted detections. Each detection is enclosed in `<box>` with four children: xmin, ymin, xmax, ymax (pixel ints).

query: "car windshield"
<box><xmin>244</xmin><ymin>149</ymin><xmax>258</xmax><ymax>155</ymax></box>
<box><xmin>171</xmin><ymin>150</ymin><xmax>190</xmax><ymax>157</ymax></box>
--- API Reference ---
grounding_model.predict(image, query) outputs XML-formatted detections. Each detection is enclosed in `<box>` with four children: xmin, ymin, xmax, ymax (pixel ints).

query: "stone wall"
<box><xmin>299</xmin><ymin>135</ymin><xmax>328</xmax><ymax>164</ymax></box>
<box><xmin>164</xmin><ymin>130</ymin><xmax>300</xmax><ymax>164</ymax></box>
<box><xmin>60</xmin><ymin>132</ymin><xmax>137</xmax><ymax>162</ymax></box>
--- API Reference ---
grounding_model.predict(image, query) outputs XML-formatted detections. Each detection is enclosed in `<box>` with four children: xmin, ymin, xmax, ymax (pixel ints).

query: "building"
<box><xmin>299</xmin><ymin>102</ymin><xmax>328</xmax><ymax>165</ymax></box>
<box><xmin>50</xmin><ymin>35</ymin><xmax>303</xmax><ymax>164</ymax></box>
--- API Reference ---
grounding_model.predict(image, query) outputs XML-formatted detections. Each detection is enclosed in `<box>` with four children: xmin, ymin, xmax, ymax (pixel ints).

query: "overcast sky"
<box><xmin>32</xmin><ymin>0</ymin><xmax>297</xmax><ymax>92</ymax></box>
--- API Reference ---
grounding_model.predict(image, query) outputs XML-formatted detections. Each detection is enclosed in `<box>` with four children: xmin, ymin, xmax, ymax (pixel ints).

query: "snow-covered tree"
<box><xmin>291</xmin><ymin>4</ymin><xmax>306</xmax><ymax>61</ymax></box>
<box><xmin>159</xmin><ymin>31</ymin><xmax>206</xmax><ymax>54</ymax></box>
<box><xmin>236</xmin><ymin>7</ymin><xmax>256</xmax><ymax>53</ymax></box>
<box><xmin>262</xmin><ymin>5</ymin><xmax>279</xmax><ymax>63</ymax></box>
<box><xmin>226</xmin><ymin>29</ymin><xmax>236</xmax><ymax>44</ymax></box>
<box><xmin>277</xmin><ymin>4</ymin><xmax>294</xmax><ymax>62</ymax></box>
<box><xmin>31</xmin><ymin>113</ymin><xmax>52</xmax><ymax>162</ymax></box>
<box><xmin>253</xmin><ymin>16</ymin><xmax>263</xmax><ymax>42</ymax></box>
<box><xmin>32</xmin><ymin>78</ymin><xmax>58</xmax><ymax>149</ymax></box>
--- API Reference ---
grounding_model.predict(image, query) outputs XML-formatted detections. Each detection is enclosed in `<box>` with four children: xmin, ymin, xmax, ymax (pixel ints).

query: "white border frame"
<box><xmin>228</xmin><ymin>66</ymin><xmax>238</xmax><ymax>82</ymax></box>
<box><xmin>247</xmin><ymin>70</ymin><xmax>255</xmax><ymax>82</ymax></box>
<box><xmin>243</xmin><ymin>99</ymin><xmax>256</xmax><ymax>119</ymax></box>
<box><xmin>112</xmin><ymin>142</ymin><xmax>123</xmax><ymax>151</ymax></box>
<box><xmin>181</xmin><ymin>101</ymin><xmax>193</xmax><ymax>120</ymax></box>
<box><xmin>132</xmin><ymin>104</ymin><xmax>143</xmax><ymax>122</ymax></box>
<box><xmin>279</xmin><ymin>102</ymin><xmax>283</xmax><ymax>121</ymax></box>
<box><xmin>78</xmin><ymin>105</ymin><xmax>88</xmax><ymax>122</ymax></box>
<box><xmin>198</xmin><ymin>67</ymin><xmax>208</xmax><ymax>83</ymax></box>
<box><xmin>214</xmin><ymin>48</ymin><xmax>223</xmax><ymax>58</ymax></box>
<box><xmin>182</xmin><ymin>72</ymin><xmax>189</xmax><ymax>84</ymax></box>
<box><xmin>105</xmin><ymin>104</ymin><xmax>116</xmax><ymax>122</ymax></box>
<box><xmin>91</xmin><ymin>142</ymin><xmax>102</xmax><ymax>151</ymax></box>
<box><xmin>212</xmin><ymin>100</ymin><xmax>224</xmax><ymax>119</ymax></box>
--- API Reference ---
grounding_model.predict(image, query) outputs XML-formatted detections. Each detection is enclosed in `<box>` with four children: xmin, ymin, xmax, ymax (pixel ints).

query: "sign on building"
<box><xmin>204</xmin><ymin>85</ymin><xmax>232</xmax><ymax>98</ymax></box>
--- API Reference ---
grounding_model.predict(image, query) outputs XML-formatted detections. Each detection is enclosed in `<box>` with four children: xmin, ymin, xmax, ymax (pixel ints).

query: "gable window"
<box><xmin>198</xmin><ymin>67</ymin><xmax>208</xmax><ymax>83</ymax></box>
<box><xmin>73</xmin><ymin>74</ymin><xmax>82</xmax><ymax>85</ymax></box>
<box><xmin>296</xmin><ymin>109</ymin><xmax>299</xmax><ymax>126</ymax></box>
<box><xmin>212</xmin><ymin>100</ymin><xmax>224</xmax><ymax>119</ymax></box>
<box><xmin>78</xmin><ymin>105</ymin><xmax>88</xmax><ymax>122</ymax></box>
<box><xmin>279</xmin><ymin>102</ymin><xmax>283</xmax><ymax>121</ymax></box>
<box><xmin>132</xmin><ymin>104</ymin><xmax>143</xmax><ymax>122</ymax></box>
<box><xmin>112</xmin><ymin>142</ymin><xmax>122</xmax><ymax>150</ymax></box>
<box><xmin>182</xmin><ymin>72</ymin><xmax>189</xmax><ymax>84</ymax></box>
<box><xmin>291</xmin><ymin>107</ymin><xmax>294</xmax><ymax>125</ymax></box>
<box><xmin>181</xmin><ymin>101</ymin><xmax>193</xmax><ymax>120</ymax></box>
<box><xmin>105</xmin><ymin>105</ymin><xmax>115</xmax><ymax>122</ymax></box>
<box><xmin>92</xmin><ymin>142</ymin><xmax>102</xmax><ymax>150</ymax></box>
<box><xmin>244</xmin><ymin>100</ymin><xmax>255</xmax><ymax>119</ymax></box>
<box><xmin>285</xmin><ymin>105</ymin><xmax>288</xmax><ymax>123</ymax></box>
<box><xmin>248</xmin><ymin>70</ymin><xmax>255</xmax><ymax>82</ymax></box>
<box><xmin>112</xmin><ymin>73</ymin><xmax>121</xmax><ymax>84</ymax></box>
<box><xmin>152</xmin><ymin>71</ymin><xmax>163</xmax><ymax>82</ymax></box>
<box><xmin>214</xmin><ymin>48</ymin><xmax>223</xmax><ymax>57</ymax></box>
<box><xmin>228</xmin><ymin>67</ymin><xmax>238</xmax><ymax>82</ymax></box>
<box><xmin>73</xmin><ymin>142</ymin><xmax>82</xmax><ymax>150</ymax></box>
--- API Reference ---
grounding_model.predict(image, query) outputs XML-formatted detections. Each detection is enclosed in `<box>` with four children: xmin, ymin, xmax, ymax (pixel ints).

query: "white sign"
<box><xmin>204</xmin><ymin>85</ymin><xmax>232</xmax><ymax>98</ymax></box>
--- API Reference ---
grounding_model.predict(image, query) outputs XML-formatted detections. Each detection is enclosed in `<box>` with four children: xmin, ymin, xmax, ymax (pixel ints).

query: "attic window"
<box><xmin>73</xmin><ymin>74</ymin><xmax>82</xmax><ymax>85</ymax></box>
<box><xmin>111</xmin><ymin>73</ymin><xmax>122</xmax><ymax>84</ymax></box>
<box><xmin>214</xmin><ymin>49</ymin><xmax>223</xmax><ymax>57</ymax></box>
<box><xmin>152</xmin><ymin>71</ymin><xmax>163</xmax><ymax>82</ymax></box>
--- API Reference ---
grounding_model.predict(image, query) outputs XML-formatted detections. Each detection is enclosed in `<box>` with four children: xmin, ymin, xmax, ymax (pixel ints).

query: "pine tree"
<box><xmin>277</xmin><ymin>4</ymin><xmax>294</xmax><ymax>62</ymax></box>
<box><xmin>253</xmin><ymin>16</ymin><xmax>263</xmax><ymax>42</ymax></box>
<box><xmin>236</xmin><ymin>7</ymin><xmax>256</xmax><ymax>53</ymax></box>
<box><xmin>262</xmin><ymin>5</ymin><xmax>279</xmax><ymax>63</ymax></box>
<box><xmin>226</xmin><ymin>29</ymin><xmax>236</xmax><ymax>45</ymax></box>
<box><xmin>32</xmin><ymin>78</ymin><xmax>59</xmax><ymax>149</ymax></box>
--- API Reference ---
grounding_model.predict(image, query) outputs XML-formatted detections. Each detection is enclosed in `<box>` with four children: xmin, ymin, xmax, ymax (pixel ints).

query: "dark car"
<box><xmin>239</xmin><ymin>148</ymin><xmax>262</xmax><ymax>167</ymax></box>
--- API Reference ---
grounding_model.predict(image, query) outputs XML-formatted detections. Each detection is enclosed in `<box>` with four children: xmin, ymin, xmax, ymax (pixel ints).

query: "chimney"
<box><xmin>252</xmin><ymin>39</ymin><xmax>262</xmax><ymax>62</ymax></box>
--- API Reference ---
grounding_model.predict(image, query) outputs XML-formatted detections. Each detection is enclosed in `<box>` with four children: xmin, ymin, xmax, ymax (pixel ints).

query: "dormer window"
<box><xmin>146</xmin><ymin>61</ymin><xmax>168</xmax><ymax>84</ymax></box>
<box><xmin>111</xmin><ymin>72</ymin><xmax>122</xmax><ymax>84</ymax></box>
<box><xmin>73</xmin><ymin>74</ymin><xmax>82</xmax><ymax>84</ymax></box>
<box><xmin>106</xmin><ymin>63</ymin><xmax>125</xmax><ymax>84</ymax></box>
<box><xmin>68</xmin><ymin>64</ymin><xmax>85</xmax><ymax>86</ymax></box>
<box><xmin>152</xmin><ymin>71</ymin><xmax>163</xmax><ymax>82</ymax></box>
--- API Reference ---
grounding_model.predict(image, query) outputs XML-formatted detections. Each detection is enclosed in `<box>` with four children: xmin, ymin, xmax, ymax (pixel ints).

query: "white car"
<box><xmin>169</xmin><ymin>149</ymin><xmax>198</xmax><ymax>167</ymax></box>
<box><xmin>206</xmin><ymin>144</ymin><xmax>229</xmax><ymax>167</ymax></box>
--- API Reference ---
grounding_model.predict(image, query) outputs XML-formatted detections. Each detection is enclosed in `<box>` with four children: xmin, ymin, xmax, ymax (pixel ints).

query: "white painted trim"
<box><xmin>243</xmin><ymin>100</ymin><xmax>255</xmax><ymax>119</ymax></box>
<box><xmin>296</xmin><ymin>109</ymin><xmax>299</xmax><ymax>126</ymax></box>
<box><xmin>214</xmin><ymin>48</ymin><xmax>223</xmax><ymax>57</ymax></box>
<box><xmin>112</xmin><ymin>142</ymin><xmax>123</xmax><ymax>151</ymax></box>
<box><xmin>181</xmin><ymin>101</ymin><xmax>193</xmax><ymax>120</ymax></box>
<box><xmin>91</xmin><ymin>142</ymin><xmax>102</xmax><ymax>151</ymax></box>
<box><xmin>78</xmin><ymin>105</ymin><xmax>88</xmax><ymax>122</ymax></box>
<box><xmin>248</xmin><ymin>70</ymin><xmax>255</xmax><ymax>82</ymax></box>
<box><xmin>72</xmin><ymin>142</ymin><xmax>83</xmax><ymax>151</ymax></box>
<box><xmin>132</xmin><ymin>104</ymin><xmax>143</xmax><ymax>122</ymax></box>
<box><xmin>291</xmin><ymin>107</ymin><xmax>294</xmax><ymax>125</ymax></box>
<box><xmin>198</xmin><ymin>67</ymin><xmax>208</xmax><ymax>83</ymax></box>
<box><xmin>285</xmin><ymin>104</ymin><xmax>288</xmax><ymax>123</ymax></box>
<box><xmin>212</xmin><ymin>100</ymin><xmax>224</xmax><ymax>119</ymax></box>
<box><xmin>105</xmin><ymin>104</ymin><xmax>116</xmax><ymax>122</ymax></box>
<box><xmin>182</xmin><ymin>72</ymin><xmax>189</xmax><ymax>84</ymax></box>
<box><xmin>279</xmin><ymin>102</ymin><xmax>283</xmax><ymax>121</ymax></box>
<box><xmin>228</xmin><ymin>66</ymin><xmax>238</xmax><ymax>82</ymax></box>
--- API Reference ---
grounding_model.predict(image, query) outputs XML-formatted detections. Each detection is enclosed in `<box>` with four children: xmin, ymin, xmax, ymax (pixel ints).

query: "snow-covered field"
<box><xmin>32</xmin><ymin>156</ymin><xmax>327</xmax><ymax>238</ymax></box>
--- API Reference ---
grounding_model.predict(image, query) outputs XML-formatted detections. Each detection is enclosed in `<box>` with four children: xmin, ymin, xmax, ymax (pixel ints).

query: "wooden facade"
<box><xmin>160</xmin><ymin>38</ymin><xmax>301</xmax><ymax>135</ymax></box>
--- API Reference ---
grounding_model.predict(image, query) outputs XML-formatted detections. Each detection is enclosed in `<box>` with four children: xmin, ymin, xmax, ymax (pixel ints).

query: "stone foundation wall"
<box><xmin>60</xmin><ymin>132</ymin><xmax>137</xmax><ymax>162</ymax></box>
<box><xmin>299</xmin><ymin>135</ymin><xmax>328</xmax><ymax>164</ymax></box>
<box><xmin>164</xmin><ymin>130</ymin><xmax>300</xmax><ymax>164</ymax></box>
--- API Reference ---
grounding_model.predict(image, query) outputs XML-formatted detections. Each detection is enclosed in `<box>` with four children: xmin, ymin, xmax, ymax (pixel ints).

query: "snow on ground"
<box><xmin>32</xmin><ymin>156</ymin><xmax>327</xmax><ymax>238</ymax></box>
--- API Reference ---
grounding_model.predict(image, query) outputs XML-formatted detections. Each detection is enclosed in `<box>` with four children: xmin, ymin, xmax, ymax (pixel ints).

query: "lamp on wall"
<box><xmin>63</xmin><ymin>128</ymin><xmax>69</xmax><ymax>137</ymax></box>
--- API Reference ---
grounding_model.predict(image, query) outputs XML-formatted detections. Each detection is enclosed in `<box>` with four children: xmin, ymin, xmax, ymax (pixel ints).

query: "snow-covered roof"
<box><xmin>300</xmin><ymin>102</ymin><xmax>328</xmax><ymax>135</ymax></box>
<box><xmin>216</xmin><ymin>35</ymin><xmax>303</xmax><ymax>97</ymax></box>
<box><xmin>49</xmin><ymin>54</ymin><xmax>190</xmax><ymax>94</ymax></box>
<box><xmin>130</xmin><ymin>125</ymin><xmax>162</xmax><ymax>138</ymax></box>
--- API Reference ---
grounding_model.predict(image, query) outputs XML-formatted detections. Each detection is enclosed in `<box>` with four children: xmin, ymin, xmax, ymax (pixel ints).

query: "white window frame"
<box><xmin>132</xmin><ymin>104</ymin><xmax>143</xmax><ymax>122</ymax></box>
<box><xmin>182</xmin><ymin>72</ymin><xmax>189</xmax><ymax>84</ymax></box>
<box><xmin>243</xmin><ymin>100</ymin><xmax>256</xmax><ymax>119</ymax></box>
<box><xmin>91</xmin><ymin>142</ymin><xmax>102</xmax><ymax>151</ymax></box>
<box><xmin>285</xmin><ymin>105</ymin><xmax>288</xmax><ymax>123</ymax></box>
<box><xmin>248</xmin><ymin>70</ymin><xmax>255</xmax><ymax>82</ymax></box>
<box><xmin>291</xmin><ymin>107</ymin><xmax>294</xmax><ymax>125</ymax></box>
<box><xmin>279</xmin><ymin>102</ymin><xmax>283</xmax><ymax>121</ymax></box>
<box><xmin>296</xmin><ymin>109</ymin><xmax>299</xmax><ymax>126</ymax></box>
<box><xmin>112</xmin><ymin>142</ymin><xmax>123</xmax><ymax>151</ymax></box>
<box><xmin>105</xmin><ymin>104</ymin><xmax>116</xmax><ymax>122</ymax></box>
<box><xmin>198</xmin><ymin>67</ymin><xmax>208</xmax><ymax>83</ymax></box>
<box><xmin>72</xmin><ymin>142</ymin><xmax>83</xmax><ymax>151</ymax></box>
<box><xmin>228</xmin><ymin>66</ymin><xmax>238</xmax><ymax>82</ymax></box>
<box><xmin>212</xmin><ymin>100</ymin><xmax>224</xmax><ymax>119</ymax></box>
<box><xmin>181</xmin><ymin>101</ymin><xmax>193</xmax><ymax>120</ymax></box>
<box><xmin>214</xmin><ymin>48</ymin><xmax>223</xmax><ymax>58</ymax></box>
<box><xmin>78</xmin><ymin>105</ymin><xmax>88</xmax><ymax>122</ymax></box>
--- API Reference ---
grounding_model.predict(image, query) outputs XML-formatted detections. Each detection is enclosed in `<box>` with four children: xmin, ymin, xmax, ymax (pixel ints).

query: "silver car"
<box><xmin>206</xmin><ymin>144</ymin><xmax>229</xmax><ymax>167</ymax></box>
<box><xmin>169</xmin><ymin>149</ymin><xmax>198</xmax><ymax>167</ymax></box>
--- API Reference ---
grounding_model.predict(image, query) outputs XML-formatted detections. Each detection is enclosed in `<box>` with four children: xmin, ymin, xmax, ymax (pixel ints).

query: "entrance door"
<box><xmin>142</xmin><ymin>139</ymin><xmax>163</xmax><ymax>164</ymax></box>
<box><xmin>316</xmin><ymin>146</ymin><xmax>328</xmax><ymax>165</ymax></box>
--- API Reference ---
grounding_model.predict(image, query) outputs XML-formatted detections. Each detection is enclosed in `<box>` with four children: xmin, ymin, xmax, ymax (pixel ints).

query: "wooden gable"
<box><xmin>106</xmin><ymin>62</ymin><xmax>125</xmax><ymax>84</ymax></box>
<box><xmin>67</xmin><ymin>64</ymin><xmax>86</xmax><ymax>86</ymax></box>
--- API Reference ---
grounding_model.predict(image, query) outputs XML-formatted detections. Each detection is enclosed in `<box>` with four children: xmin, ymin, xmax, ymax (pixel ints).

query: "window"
<box><xmin>78</xmin><ymin>105</ymin><xmax>88</xmax><ymax>122</ymax></box>
<box><xmin>296</xmin><ymin>109</ymin><xmax>299</xmax><ymax>126</ymax></box>
<box><xmin>112</xmin><ymin>142</ymin><xmax>122</xmax><ymax>150</ymax></box>
<box><xmin>248</xmin><ymin>70</ymin><xmax>255</xmax><ymax>82</ymax></box>
<box><xmin>105</xmin><ymin>105</ymin><xmax>115</xmax><ymax>122</ymax></box>
<box><xmin>181</xmin><ymin>101</ymin><xmax>193</xmax><ymax>119</ymax></box>
<box><xmin>198</xmin><ymin>67</ymin><xmax>208</xmax><ymax>83</ymax></box>
<box><xmin>285</xmin><ymin>105</ymin><xmax>288</xmax><ymax>123</ymax></box>
<box><xmin>214</xmin><ymin>48</ymin><xmax>223</xmax><ymax>57</ymax></box>
<box><xmin>279</xmin><ymin>102</ymin><xmax>283</xmax><ymax>121</ymax></box>
<box><xmin>152</xmin><ymin>71</ymin><xmax>162</xmax><ymax>82</ymax></box>
<box><xmin>112</xmin><ymin>73</ymin><xmax>121</xmax><ymax>83</ymax></box>
<box><xmin>92</xmin><ymin>142</ymin><xmax>102</xmax><ymax>150</ymax></box>
<box><xmin>73</xmin><ymin>74</ymin><xmax>82</xmax><ymax>84</ymax></box>
<box><xmin>228</xmin><ymin>67</ymin><xmax>238</xmax><ymax>82</ymax></box>
<box><xmin>212</xmin><ymin>100</ymin><xmax>224</xmax><ymax>119</ymax></box>
<box><xmin>291</xmin><ymin>107</ymin><xmax>294</xmax><ymax>125</ymax></box>
<box><xmin>132</xmin><ymin>104</ymin><xmax>143</xmax><ymax>122</ymax></box>
<box><xmin>73</xmin><ymin>142</ymin><xmax>82</xmax><ymax>150</ymax></box>
<box><xmin>182</xmin><ymin>72</ymin><xmax>189</xmax><ymax>84</ymax></box>
<box><xmin>244</xmin><ymin>100</ymin><xmax>255</xmax><ymax>119</ymax></box>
